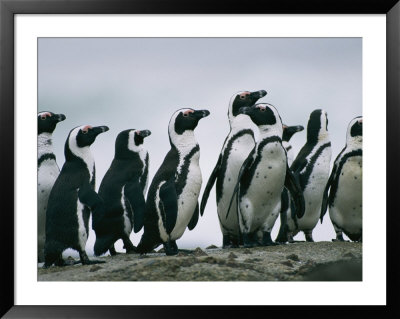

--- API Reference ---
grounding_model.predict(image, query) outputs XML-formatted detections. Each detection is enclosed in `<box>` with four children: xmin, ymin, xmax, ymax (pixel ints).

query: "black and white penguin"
<box><xmin>37</xmin><ymin>111</ymin><xmax>66</xmax><ymax>263</ymax></box>
<box><xmin>226</xmin><ymin>104</ymin><xmax>305</xmax><ymax>247</ymax></box>
<box><xmin>137</xmin><ymin>108</ymin><xmax>210</xmax><ymax>256</ymax></box>
<box><xmin>43</xmin><ymin>124</ymin><xmax>109</xmax><ymax>268</ymax></box>
<box><xmin>278</xmin><ymin>109</ymin><xmax>332</xmax><ymax>242</ymax></box>
<box><xmin>282</xmin><ymin>124</ymin><xmax>304</xmax><ymax>166</ymax></box>
<box><xmin>200</xmin><ymin>90</ymin><xmax>267</xmax><ymax>248</ymax></box>
<box><xmin>93</xmin><ymin>129</ymin><xmax>151</xmax><ymax>256</ymax></box>
<box><xmin>320</xmin><ymin>116</ymin><xmax>362</xmax><ymax>242</ymax></box>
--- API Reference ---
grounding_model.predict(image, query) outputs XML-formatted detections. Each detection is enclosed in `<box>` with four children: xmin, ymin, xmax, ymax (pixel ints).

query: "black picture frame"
<box><xmin>1</xmin><ymin>0</ymin><xmax>399</xmax><ymax>317</ymax></box>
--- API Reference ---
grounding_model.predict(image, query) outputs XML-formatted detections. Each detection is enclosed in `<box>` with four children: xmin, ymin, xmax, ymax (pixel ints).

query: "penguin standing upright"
<box><xmin>320</xmin><ymin>116</ymin><xmax>362</xmax><ymax>242</ymax></box>
<box><xmin>278</xmin><ymin>109</ymin><xmax>332</xmax><ymax>242</ymax></box>
<box><xmin>137</xmin><ymin>108</ymin><xmax>210</xmax><ymax>256</ymax></box>
<box><xmin>226</xmin><ymin>104</ymin><xmax>305</xmax><ymax>247</ymax></box>
<box><xmin>43</xmin><ymin>125</ymin><xmax>109</xmax><ymax>268</ymax></box>
<box><xmin>37</xmin><ymin>111</ymin><xmax>66</xmax><ymax>263</ymax></box>
<box><xmin>93</xmin><ymin>129</ymin><xmax>151</xmax><ymax>256</ymax></box>
<box><xmin>200</xmin><ymin>90</ymin><xmax>267</xmax><ymax>248</ymax></box>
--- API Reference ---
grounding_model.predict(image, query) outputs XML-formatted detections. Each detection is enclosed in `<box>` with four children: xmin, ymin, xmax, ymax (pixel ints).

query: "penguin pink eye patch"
<box><xmin>40</xmin><ymin>112</ymin><xmax>52</xmax><ymax>120</ymax></box>
<box><xmin>239</xmin><ymin>92</ymin><xmax>250</xmax><ymax>99</ymax></box>
<box><xmin>183</xmin><ymin>110</ymin><xmax>194</xmax><ymax>117</ymax></box>
<box><xmin>81</xmin><ymin>125</ymin><xmax>92</xmax><ymax>134</ymax></box>
<box><xmin>257</xmin><ymin>106</ymin><xmax>267</xmax><ymax>112</ymax></box>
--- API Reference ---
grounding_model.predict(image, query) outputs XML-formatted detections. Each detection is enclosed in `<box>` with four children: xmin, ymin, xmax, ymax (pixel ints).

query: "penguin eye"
<box><xmin>183</xmin><ymin>110</ymin><xmax>194</xmax><ymax>117</ymax></box>
<box><xmin>259</xmin><ymin>108</ymin><xmax>265</xmax><ymax>112</ymax></box>
<box><xmin>239</xmin><ymin>93</ymin><xmax>250</xmax><ymax>100</ymax></box>
<box><xmin>40</xmin><ymin>115</ymin><xmax>47</xmax><ymax>120</ymax></box>
<box><xmin>82</xmin><ymin>130</ymin><xmax>88</xmax><ymax>134</ymax></box>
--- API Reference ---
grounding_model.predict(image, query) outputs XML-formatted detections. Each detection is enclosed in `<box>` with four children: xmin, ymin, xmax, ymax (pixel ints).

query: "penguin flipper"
<box><xmin>200</xmin><ymin>154</ymin><xmax>222</xmax><ymax>216</ymax></box>
<box><xmin>284</xmin><ymin>165</ymin><xmax>305</xmax><ymax>218</ymax></box>
<box><xmin>159</xmin><ymin>178</ymin><xmax>178</xmax><ymax>234</ymax></box>
<box><xmin>187</xmin><ymin>202</ymin><xmax>199</xmax><ymax>231</ymax></box>
<box><xmin>320</xmin><ymin>164</ymin><xmax>337</xmax><ymax>223</ymax></box>
<box><xmin>226</xmin><ymin>149</ymin><xmax>255</xmax><ymax>219</ymax></box>
<box><xmin>77</xmin><ymin>182</ymin><xmax>103</xmax><ymax>210</ymax></box>
<box><xmin>124</xmin><ymin>181</ymin><xmax>146</xmax><ymax>233</ymax></box>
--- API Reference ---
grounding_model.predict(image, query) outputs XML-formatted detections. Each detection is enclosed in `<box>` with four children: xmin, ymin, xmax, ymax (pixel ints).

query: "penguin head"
<box><xmin>38</xmin><ymin>111</ymin><xmax>66</xmax><ymax>134</ymax></box>
<box><xmin>238</xmin><ymin>103</ymin><xmax>283</xmax><ymax>136</ymax></box>
<box><xmin>65</xmin><ymin>125</ymin><xmax>109</xmax><ymax>159</ymax></box>
<box><xmin>228</xmin><ymin>90</ymin><xmax>267</xmax><ymax>120</ymax></box>
<box><xmin>168</xmin><ymin>108</ymin><xmax>210</xmax><ymax>146</ymax></box>
<box><xmin>282</xmin><ymin>124</ymin><xmax>304</xmax><ymax>142</ymax></box>
<box><xmin>346</xmin><ymin>116</ymin><xmax>362</xmax><ymax>144</ymax></box>
<box><xmin>115</xmin><ymin>129</ymin><xmax>151</xmax><ymax>158</ymax></box>
<box><xmin>306</xmin><ymin>109</ymin><xmax>329</xmax><ymax>143</ymax></box>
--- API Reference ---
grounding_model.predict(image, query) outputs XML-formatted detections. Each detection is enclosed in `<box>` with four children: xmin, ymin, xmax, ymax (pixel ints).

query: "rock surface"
<box><xmin>38</xmin><ymin>241</ymin><xmax>362</xmax><ymax>281</ymax></box>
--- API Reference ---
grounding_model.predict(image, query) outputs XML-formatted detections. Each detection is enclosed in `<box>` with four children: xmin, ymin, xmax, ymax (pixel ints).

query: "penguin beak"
<box><xmin>293</xmin><ymin>125</ymin><xmax>304</xmax><ymax>132</ymax></box>
<box><xmin>56</xmin><ymin>114</ymin><xmax>66</xmax><ymax>122</ymax></box>
<box><xmin>137</xmin><ymin>130</ymin><xmax>151</xmax><ymax>138</ymax></box>
<box><xmin>92</xmin><ymin>126</ymin><xmax>109</xmax><ymax>136</ymax></box>
<box><xmin>194</xmin><ymin>109</ymin><xmax>210</xmax><ymax>119</ymax></box>
<box><xmin>249</xmin><ymin>90</ymin><xmax>267</xmax><ymax>101</ymax></box>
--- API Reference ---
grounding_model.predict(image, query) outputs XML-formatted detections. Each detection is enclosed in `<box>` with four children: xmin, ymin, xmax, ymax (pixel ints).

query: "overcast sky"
<box><xmin>38</xmin><ymin>37</ymin><xmax>362</xmax><ymax>256</ymax></box>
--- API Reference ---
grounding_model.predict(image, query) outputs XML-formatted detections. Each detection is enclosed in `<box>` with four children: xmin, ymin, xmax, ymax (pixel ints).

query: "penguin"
<box><xmin>320</xmin><ymin>116</ymin><xmax>362</xmax><ymax>242</ymax></box>
<box><xmin>200</xmin><ymin>90</ymin><xmax>267</xmax><ymax>248</ymax></box>
<box><xmin>93</xmin><ymin>129</ymin><xmax>151</xmax><ymax>256</ymax></box>
<box><xmin>37</xmin><ymin>111</ymin><xmax>66</xmax><ymax>263</ymax></box>
<box><xmin>275</xmin><ymin>123</ymin><xmax>304</xmax><ymax>243</ymax></box>
<box><xmin>282</xmin><ymin>124</ymin><xmax>304</xmax><ymax>166</ymax></box>
<box><xmin>278</xmin><ymin>109</ymin><xmax>332</xmax><ymax>242</ymax></box>
<box><xmin>137</xmin><ymin>108</ymin><xmax>210</xmax><ymax>256</ymax></box>
<box><xmin>43</xmin><ymin>125</ymin><xmax>109</xmax><ymax>268</ymax></box>
<box><xmin>226</xmin><ymin>104</ymin><xmax>305</xmax><ymax>247</ymax></box>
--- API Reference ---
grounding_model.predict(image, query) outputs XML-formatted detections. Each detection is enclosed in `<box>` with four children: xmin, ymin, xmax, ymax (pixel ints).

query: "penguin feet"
<box><xmin>123</xmin><ymin>237</ymin><xmax>138</xmax><ymax>254</ymax></box>
<box><xmin>164</xmin><ymin>240</ymin><xmax>179</xmax><ymax>256</ymax></box>
<box><xmin>79</xmin><ymin>251</ymin><xmax>106</xmax><ymax>265</ymax></box>
<box><xmin>261</xmin><ymin>231</ymin><xmax>279</xmax><ymax>246</ymax></box>
<box><xmin>242</xmin><ymin>233</ymin><xmax>259</xmax><ymax>248</ymax></box>
<box><xmin>332</xmin><ymin>232</ymin><xmax>345</xmax><ymax>242</ymax></box>
<box><xmin>304</xmin><ymin>232</ymin><xmax>314</xmax><ymax>242</ymax></box>
<box><xmin>109</xmin><ymin>245</ymin><xmax>119</xmax><ymax>256</ymax></box>
<box><xmin>222</xmin><ymin>235</ymin><xmax>239</xmax><ymax>249</ymax></box>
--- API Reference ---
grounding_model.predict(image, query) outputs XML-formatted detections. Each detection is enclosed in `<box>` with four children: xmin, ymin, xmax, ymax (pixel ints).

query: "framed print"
<box><xmin>1</xmin><ymin>0</ymin><xmax>399</xmax><ymax>317</ymax></box>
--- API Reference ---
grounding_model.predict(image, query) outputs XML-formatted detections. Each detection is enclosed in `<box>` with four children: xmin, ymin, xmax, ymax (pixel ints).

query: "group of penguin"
<box><xmin>38</xmin><ymin>90</ymin><xmax>362</xmax><ymax>268</ymax></box>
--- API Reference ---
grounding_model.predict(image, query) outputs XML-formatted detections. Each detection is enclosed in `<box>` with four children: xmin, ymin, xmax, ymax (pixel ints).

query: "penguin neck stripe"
<box><xmin>216</xmin><ymin>129</ymin><xmax>254</xmax><ymax>203</ymax></box>
<box><xmin>38</xmin><ymin>153</ymin><xmax>56</xmax><ymax>166</ymax></box>
<box><xmin>68</xmin><ymin>129</ymin><xmax>95</xmax><ymax>181</ymax></box>
<box><xmin>300</xmin><ymin>142</ymin><xmax>331</xmax><ymax>190</ymax></box>
<box><xmin>328</xmin><ymin>149</ymin><xmax>362</xmax><ymax>206</ymax></box>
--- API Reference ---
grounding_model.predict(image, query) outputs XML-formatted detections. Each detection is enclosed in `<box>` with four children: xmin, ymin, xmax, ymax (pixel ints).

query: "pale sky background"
<box><xmin>38</xmin><ymin>37</ymin><xmax>362</xmax><ymax>256</ymax></box>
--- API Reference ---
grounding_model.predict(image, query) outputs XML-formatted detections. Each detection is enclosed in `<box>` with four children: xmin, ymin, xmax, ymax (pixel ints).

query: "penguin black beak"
<box><xmin>137</xmin><ymin>130</ymin><xmax>151</xmax><ymax>138</ymax></box>
<box><xmin>92</xmin><ymin>126</ymin><xmax>109</xmax><ymax>136</ymax></box>
<box><xmin>250</xmin><ymin>90</ymin><xmax>267</xmax><ymax>100</ymax></box>
<box><xmin>194</xmin><ymin>109</ymin><xmax>210</xmax><ymax>119</ymax></box>
<box><xmin>56</xmin><ymin>114</ymin><xmax>66</xmax><ymax>122</ymax></box>
<box><xmin>293</xmin><ymin>125</ymin><xmax>304</xmax><ymax>132</ymax></box>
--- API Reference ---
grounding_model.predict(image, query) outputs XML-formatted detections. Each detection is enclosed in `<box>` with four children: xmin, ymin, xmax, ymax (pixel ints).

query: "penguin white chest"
<box><xmin>240</xmin><ymin>142</ymin><xmax>286</xmax><ymax>230</ymax></box>
<box><xmin>299</xmin><ymin>145</ymin><xmax>332</xmax><ymax>229</ymax></box>
<box><xmin>330</xmin><ymin>155</ymin><xmax>362</xmax><ymax>232</ymax></box>
<box><xmin>219</xmin><ymin>134</ymin><xmax>255</xmax><ymax>216</ymax></box>
<box><xmin>76</xmin><ymin>199</ymin><xmax>88</xmax><ymax>250</ymax></box>
<box><xmin>38</xmin><ymin>160</ymin><xmax>60</xmax><ymax>200</ymax></box>
<box><xmin>171</xmin><ymin>151</ymin><xmax>202</xmax><ymax>240</ymax></box>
